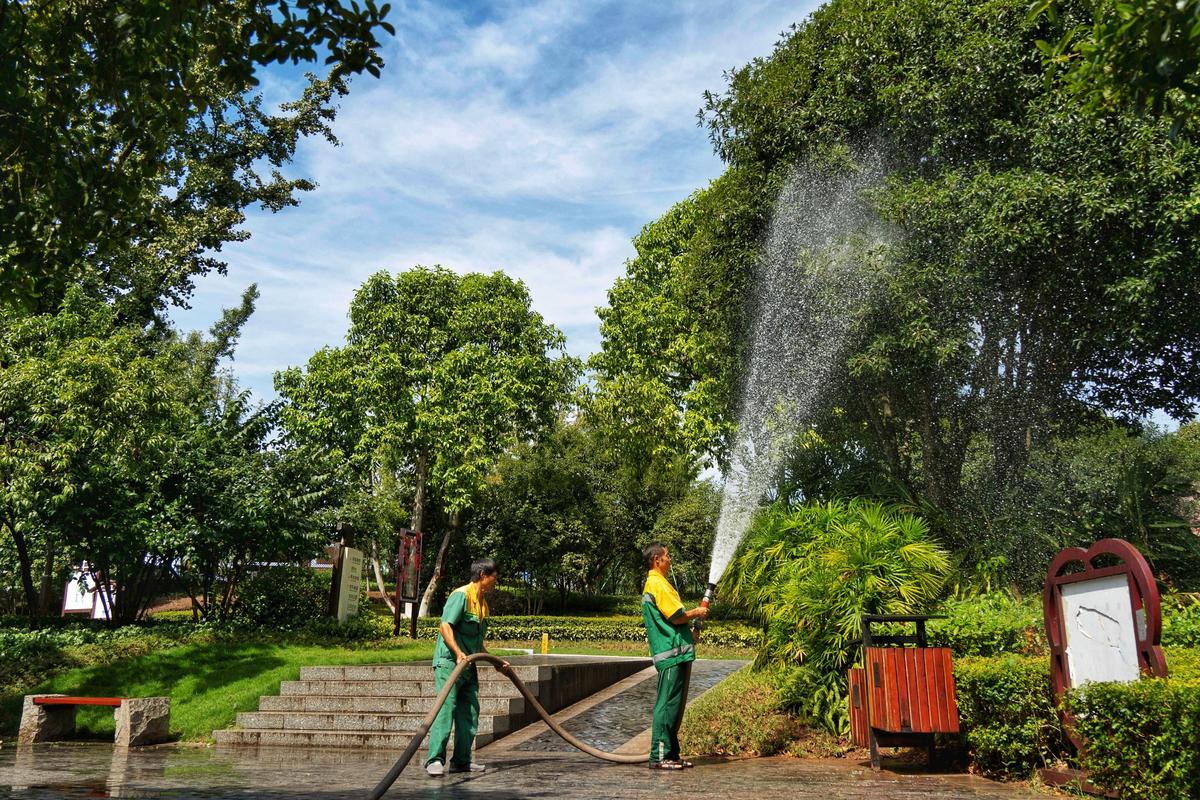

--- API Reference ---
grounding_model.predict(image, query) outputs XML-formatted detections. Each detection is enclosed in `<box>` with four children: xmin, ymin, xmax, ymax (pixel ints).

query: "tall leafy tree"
<box><xmin>1</xmin><ymin>0</ymin><xmax>395</xmax><ymax>313</ymax></box>
<box><xmin>596</xmin><ymin>0</ymin><xmax>1200</xmax><ymax>571</ymax></box>
<box><xmin>277</xmin><ymin>267</ymin><xmax>579</xmax><ymax>615</ymax></box>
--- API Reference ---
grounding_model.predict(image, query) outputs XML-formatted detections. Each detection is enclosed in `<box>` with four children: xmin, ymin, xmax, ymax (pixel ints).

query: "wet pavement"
<box><xmin>0</xmin><ymin>741</ymin><xmax>1046</xmax><ymax>799</ymax></box>
<box><xmin>518</xmin><ymin>659</ymin><xmax>745</xmax><ymax>752</ymax></box>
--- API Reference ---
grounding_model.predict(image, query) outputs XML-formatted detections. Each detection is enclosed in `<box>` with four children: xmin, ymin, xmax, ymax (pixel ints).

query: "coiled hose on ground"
<box><xmin>368</xmin><ymin>652</ymin><xmax>650</xmax><ymax>799</ymax></box>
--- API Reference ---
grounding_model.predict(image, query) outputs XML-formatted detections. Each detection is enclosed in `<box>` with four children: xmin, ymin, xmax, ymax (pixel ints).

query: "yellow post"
<box><xmin>540</xmin><ymin>632</ymin><xmax>549</xmax><ymax>654</ymax></box>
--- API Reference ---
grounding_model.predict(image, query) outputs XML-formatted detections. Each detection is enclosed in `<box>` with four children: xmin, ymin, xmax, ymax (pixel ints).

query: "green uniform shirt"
<box><xmin>433</xmin><ymin>582</ymin><xmax>490</xmax><ymax>666</ymax></box>
<box><xmin>642</xmin><ymin>570</ymin><xmax>695</xmax><ymax>671</ymax></box>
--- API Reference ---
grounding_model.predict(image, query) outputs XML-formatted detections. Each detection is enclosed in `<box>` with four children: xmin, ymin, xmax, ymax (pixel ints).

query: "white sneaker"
<box><xmin>449</xmin><ymin>762</ymin><xmax>486</xmax><ymax>773</ymax></box>
<box><xmin>425</xmin><ymin>761</ymin><xmax>444</xmax><ymax>777</ymax></box>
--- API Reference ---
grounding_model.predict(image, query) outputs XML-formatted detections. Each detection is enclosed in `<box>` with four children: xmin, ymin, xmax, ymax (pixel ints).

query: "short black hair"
<box><xmin>642</xmin><ymin>542</ymin><xmax>667</xmax><ymax>570</ymax></box>
<box><xmin>470</xmin><ymin>557</ymin><xmax>498</xmax><ymax>582</ymax></box>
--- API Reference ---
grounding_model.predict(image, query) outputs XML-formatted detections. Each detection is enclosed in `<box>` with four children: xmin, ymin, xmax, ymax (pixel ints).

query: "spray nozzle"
<box><xmin>693</xmin><ymin>583</ymin><xmax>717</xmax><ymax>632</ymax></box>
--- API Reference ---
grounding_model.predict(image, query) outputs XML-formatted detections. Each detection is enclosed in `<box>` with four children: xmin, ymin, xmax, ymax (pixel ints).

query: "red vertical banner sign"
<box><xmin>393</xmin><ymin>529</ymin><xmax>422</xmax><ymax>638</ymax></box>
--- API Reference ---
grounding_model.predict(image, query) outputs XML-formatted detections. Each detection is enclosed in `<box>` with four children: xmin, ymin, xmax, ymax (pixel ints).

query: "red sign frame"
<box><xmin>1042</xmin><ymin>537</ymin><xmax>1167</xmax><ymax>748</ymax></box>
<box><xmin>393</xmin><ymin>528</ymin><xmax>422</xmax><ymax>638</ymax></box>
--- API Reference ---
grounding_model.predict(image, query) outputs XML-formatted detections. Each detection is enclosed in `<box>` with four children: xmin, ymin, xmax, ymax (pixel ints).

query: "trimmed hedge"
<box><xmin>952</xmin><ymin>655</ymin><xmax>1064</xmax><ymax>777</ymax></box>
<box><xmin>950</xmin><ymin>647</ymin><xmax>1200</xmax><ymax>782</ymax></box>
<box><xmin>1067</xmin><ymin>674</ymin><xmax>1200</xmax><ymax>800</ymax></box>
<box><xmin>929</xmin><ymin>594</ymin><xmax>1046</xmax><ymax>657</ymax></box>
<box><xmin>408</xmin><ymin>614</ymin><xmax>761</xmax><ymax>649</ymax></box>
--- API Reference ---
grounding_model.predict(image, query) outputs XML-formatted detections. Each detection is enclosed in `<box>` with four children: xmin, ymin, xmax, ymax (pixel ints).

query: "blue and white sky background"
<box><xmin>171</xmin><ymin>1</ymin><xmax>820</xmax><ymax>401</ymax></box>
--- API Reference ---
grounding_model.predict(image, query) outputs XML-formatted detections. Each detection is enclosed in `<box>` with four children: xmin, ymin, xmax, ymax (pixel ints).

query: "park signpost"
<box><xmin>393</xmin><ymin>528</ymin><xmax>422</xmax><ymax>638</ymax></box>
<box><xmin>1040</xmin><ymin>538</ymin><xmax>1167</xmax><ymax>793</ymax></box>
<box><xmin>328</xmin><ymin>522</ymin><xmax>365</xmax><ymax>625</ymax></box>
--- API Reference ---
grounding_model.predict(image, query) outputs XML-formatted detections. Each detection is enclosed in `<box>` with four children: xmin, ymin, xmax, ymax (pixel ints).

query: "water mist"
<box><xmin>706</xmin><ymin>152</ymin><xmax>889</xmax><ymax>589</ymax></box>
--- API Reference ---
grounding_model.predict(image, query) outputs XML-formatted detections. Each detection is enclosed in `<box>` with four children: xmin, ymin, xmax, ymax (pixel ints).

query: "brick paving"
<box><xmin>517</xmin><ymin>659</ymin><xmax>745</xmax><ymax>752</ymax></box>
<box><xmin>0</xmin><ymin>742</ymin><xmax>1045</xmax><ymax>799</ymax></box>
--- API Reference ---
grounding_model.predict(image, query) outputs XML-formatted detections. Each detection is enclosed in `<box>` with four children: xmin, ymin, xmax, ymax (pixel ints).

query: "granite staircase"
<box><xmin>214</xmin><ymin>656</ymin><xmax>650</xmax><ymax>750</ymax></box>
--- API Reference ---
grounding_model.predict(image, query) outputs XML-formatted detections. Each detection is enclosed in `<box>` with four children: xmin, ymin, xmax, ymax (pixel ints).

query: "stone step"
<box><xmin>299</xmin><ymin>664</ymin><xmax>544</xmax><ymax>682</ymax></box>
<box><xmin>213</xmin><ymin>728</ymin><xmax>496</xmax><ymax>750</ymax></box>
<box><xmin>278</xmin><ymin>679</ymin><xmax>529</xmax><ymax>698</ymax></box>
<box><xmin>235</xmin><ymin>711</ymin><xmax>510</xmax><ymax>735</ymax></box>
<box><xmin>258</xmin><ymin>694</ymin><xmax>523</xmax><ymax>716</ymax></box>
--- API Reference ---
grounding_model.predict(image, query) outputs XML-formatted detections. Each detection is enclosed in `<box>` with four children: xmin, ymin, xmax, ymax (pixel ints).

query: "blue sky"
<box><xmin>170</xmin><ymin>1</ymin><xmax>820</xmax><ymax>401</ymax></box>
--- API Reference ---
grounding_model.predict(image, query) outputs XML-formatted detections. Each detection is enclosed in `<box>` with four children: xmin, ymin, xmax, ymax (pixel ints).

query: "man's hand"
<box><xmin>688</xmin><ymin>605</ymin><xmax>710</xmax><ymax>620</ymax></box>
<box><xmin>456</xmin><ymin>651</ymin><xmax>469</xmax><ymax>664</ymax></box>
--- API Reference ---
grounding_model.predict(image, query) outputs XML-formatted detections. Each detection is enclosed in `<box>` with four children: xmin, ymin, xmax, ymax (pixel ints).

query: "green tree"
<box><xmin>466</xmin><ymin>418</ymin><xmax>612</xmax><ymax>611</ymax></box>
<box><xmin>597</xmin><ymin>0</ymin><xmax>1200</xmax><ymax>575</ymax></box>
<box><xmin>1</xmin><ymin>0</ymin><xmax>395</xmax><ymax>313</ymax></box>
<box><xmin>647</xmin><ymin>480</ymin><xmax>720</xmax><ymax>596</ymax></box>
<box><xmin>1</xmin><ymin>286</ymin><xmax>333</xmax><ymax>623</ymax></box>
<box><xmin>0</xmin><ymin>290</ymin><xmax>180</xmax><ymax>621</ymax></box>
<box><xmin>277</xmin><ymin>267</ymin><xmax>579</xmax><ymax>615</ymax></box>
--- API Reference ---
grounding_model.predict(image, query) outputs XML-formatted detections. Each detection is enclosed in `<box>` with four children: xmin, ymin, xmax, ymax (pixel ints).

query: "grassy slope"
<box><xmin>8</xmin><ymin>641</ymin><xmax>435</xmax><ymax>741</ymax></box>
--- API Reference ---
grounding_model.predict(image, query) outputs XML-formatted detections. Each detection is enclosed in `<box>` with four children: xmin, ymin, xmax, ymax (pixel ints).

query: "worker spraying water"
<box><xmin>640</xmin><ymin>542</ymin><xmax>709</xmax><ymax>769</ymax></box>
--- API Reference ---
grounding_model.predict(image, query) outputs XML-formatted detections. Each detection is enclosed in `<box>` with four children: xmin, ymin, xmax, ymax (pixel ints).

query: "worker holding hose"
<box><xmin>640</xmin><ymin>542</ymin><xmax>707</xmax><ymax>770</ymax></box>
<box><xmin>424</xmin><ymin>557</ymin><xmax>508</xmax><ymax>777</ymax></box>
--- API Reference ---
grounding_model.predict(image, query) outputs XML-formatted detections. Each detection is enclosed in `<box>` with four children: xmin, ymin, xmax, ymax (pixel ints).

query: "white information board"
<box><xmin>1060</xmin><ymin>573</ymin><xmax>1140</xmax><ymax>687</ymax></box>
<box><xmin>61</xmin><ymin>567</ymin><xmax>112</xmax><ymax>620</ymax></box>
<box><xmin>336</xmin><ymin>547</ymin><xmax>364</xmax><ymax>624</ymax></box>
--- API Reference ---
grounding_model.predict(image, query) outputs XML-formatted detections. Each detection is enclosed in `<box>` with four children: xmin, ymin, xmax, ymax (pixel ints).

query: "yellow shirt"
<box><xmin>642</xmin><ymin>570</ymin><xmax>684</xmax><ymax>621</ymax></box>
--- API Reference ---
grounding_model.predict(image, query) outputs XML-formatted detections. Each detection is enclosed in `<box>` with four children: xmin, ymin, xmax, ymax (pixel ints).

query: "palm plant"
<box><xmin>721</xmin><ymin>498</ymin><xmax>950</xmax><ymax>734</ymax></box>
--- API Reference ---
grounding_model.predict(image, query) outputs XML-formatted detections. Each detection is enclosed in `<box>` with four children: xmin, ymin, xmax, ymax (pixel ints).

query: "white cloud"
<box><xmin>174</xmin><ymin>0</ymin><xmax>821</xmax><ymax>400</ymax></box>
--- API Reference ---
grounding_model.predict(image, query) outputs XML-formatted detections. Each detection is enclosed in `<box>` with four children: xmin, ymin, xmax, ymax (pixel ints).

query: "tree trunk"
<box><xmin>6</xmin><ymin>519</ymin><xmax>41</xmax><ymax>627</ymax></box>
<box><xmin>38</xmin><ymin>529</ymin><xmax>56</xmax><ymax>617</ymax></box>
<box><xmin>371</xmin><ymin>542</ymin><xmax>395</xmax><ymax>614</ymax></box>
<box><xmin>419</xmin><ymin>507</ymin><xmax>458</xmax><ymax>617</ymax></box>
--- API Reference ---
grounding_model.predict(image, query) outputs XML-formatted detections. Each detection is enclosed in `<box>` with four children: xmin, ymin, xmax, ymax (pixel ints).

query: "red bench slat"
<box><xmin>33</xmin><ymin>696</ymin><xmax>123</xmax><ymax>707</ymax></box>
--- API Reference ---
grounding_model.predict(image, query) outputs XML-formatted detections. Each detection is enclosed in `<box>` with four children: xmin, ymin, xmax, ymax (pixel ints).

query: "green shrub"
<box><xmin>775</xmin><ymin>665</ymin><xmax>849</xmax><ymax>736</ymax></box>
<box><xmin>952</xmin><ymin>655</ymin><xmax>1064</xmax><ymax>778</ymax></box>
<box><xmin>1163</xmin><ymin>593</ymin><xmax>1200</xmax><ymax>648</ymax></box>
<box><xmin>1165</xmin><ymin>646</ymin><xmax>1200</xmax><ymax>679</ymax></box>
<box><xmin>232</xmin><ymin>567</ymin><xmax>331</xmax><ymax>626</ymax></box>
<box><xmin>723</xmin><ymin>499</ymin><xmax>949</xmax><ymax>672</ymax></box>
<box><xmin>1066</xmin><ymin>674</ymin><xmax>1200</xmax><ymax>800</ymax></box>
<box><xmin>929</xmin><ymin>593</ymin><xmax>1046</xmax><ymax>656</ymax></box>
<box><xmin>680</xmin><ymin>666</ymin><xmax>799</xmax><ymax>756</ymax></box>
<box><xmin>486</xmin><ymin>586</ymin><xmax>644</xmax><ymax>616</ymax></box>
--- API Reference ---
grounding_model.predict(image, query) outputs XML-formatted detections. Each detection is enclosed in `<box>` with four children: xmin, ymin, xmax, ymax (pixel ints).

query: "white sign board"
<box><xmin>336</xmin><ymin>546</ymin><xmax>364</xmax><ymax>624</ymax></box>
<box><xmin>1060</xmin><ymin>573</ymin><xmax>1140</xmax><ymax>687</ymax></box>
<box><xmin>61</xmin><ymin>567</ymin><xmax>112</xmax><ymax>620</ymax></box>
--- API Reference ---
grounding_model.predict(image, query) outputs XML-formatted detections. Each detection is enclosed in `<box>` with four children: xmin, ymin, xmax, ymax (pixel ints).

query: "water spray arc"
<box><xmin>704</xmin><ymin>153</ymin><xmax>889</xmax><ymax>589</ymax></box>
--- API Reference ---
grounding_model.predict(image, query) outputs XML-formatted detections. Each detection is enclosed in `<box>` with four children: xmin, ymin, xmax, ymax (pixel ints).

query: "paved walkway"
<box><xmin>516</xmin><ymin>659</ymin><xmax>745</xmax><ymax>752</ymax></box>
<box><xmin>0</xmin><ymin>657</ymin><xmax>1045</xmax><ymax>799</ymax></box>
<box><xmin>0</xmin><ymin>741</ymin><xmax>1045</xmax><ymax>799</ymax></box>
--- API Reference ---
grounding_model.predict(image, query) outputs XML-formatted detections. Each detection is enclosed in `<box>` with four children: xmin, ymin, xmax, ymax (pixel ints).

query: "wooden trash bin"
<box><xmin>847</xmin><ymin>614</ymin><xmax>959</xmax><ymax>769</ymax></box>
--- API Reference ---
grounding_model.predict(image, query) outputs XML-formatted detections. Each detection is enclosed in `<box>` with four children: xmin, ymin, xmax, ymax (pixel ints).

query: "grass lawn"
<box><xmin>5</xmin><ymin>640</ymin><xmax>437</xmax><ymax>742</ymax></box>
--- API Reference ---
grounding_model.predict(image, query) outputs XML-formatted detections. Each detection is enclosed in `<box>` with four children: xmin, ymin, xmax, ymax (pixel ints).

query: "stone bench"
<box><xmin>19</xmin><ymin>694</ymin><xmax>171</xmax><ymax>747</ymax></box>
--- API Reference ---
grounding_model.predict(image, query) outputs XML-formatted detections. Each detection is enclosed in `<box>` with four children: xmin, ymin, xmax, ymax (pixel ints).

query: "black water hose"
<box><xmin>367</xmin><ymin>653</ymin><xmax>650</xmax><ymax>799</ymax></box>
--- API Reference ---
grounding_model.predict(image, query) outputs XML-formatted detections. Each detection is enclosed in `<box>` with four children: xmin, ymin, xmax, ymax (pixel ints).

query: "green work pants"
<box><xmin>649</xmin><ymin>660</ymin><xmax>691</xmax><ymax>763</ymax></box>
<box><xmin>425</xmin><ymin>661</ymin><xmax>480</xmax><ymax>767</ymax></box>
